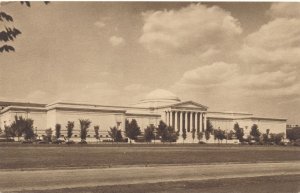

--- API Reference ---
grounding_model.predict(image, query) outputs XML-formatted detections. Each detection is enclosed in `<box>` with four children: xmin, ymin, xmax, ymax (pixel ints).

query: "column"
<box><xmin>204</xmin><ymin>113</ymin><xmax>207</xmax><ymax>131</ymax></box>
<box><xmin>174</xmin><ymin>111</ymin><xmax>178</xmax><ymax>131</ymax></box>
<box><xmin>170</xmin><ymin>111</ymin><xmax>173</xmax><ymax>128</ymax></box>
<box><xmin>200</xmin><ymin>112</ymin><xmax>203</xmax><ymax>132</ymax></box>
<box><xmin>189</xmin><ymin>112</ymin><xmax>193</xmax><ymax>132</ymax></box>
<box><xmin>166</xmin><ymin>111</ymin><xmax>169</xmax><ymax>126</ymax></box>
<box><xmin>185</xmin><ymin>112</ymin><xmax>188</xmax><ymax>131</ymax></box>
<box><xmin>180</xmin><ymin>111</ymin><xmax>183</xmax><ymax>133</ymax></box>
<box><xmin>195</xmin><ymin>112</ymin><xmax>199</xmax><ymax>132</ymax></box>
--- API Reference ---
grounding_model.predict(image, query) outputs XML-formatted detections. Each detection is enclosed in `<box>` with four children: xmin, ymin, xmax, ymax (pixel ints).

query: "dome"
<box><xmin>133</xmin><ymin>89</ymin><xmax>180</xmax><ymax>108</ymax></box>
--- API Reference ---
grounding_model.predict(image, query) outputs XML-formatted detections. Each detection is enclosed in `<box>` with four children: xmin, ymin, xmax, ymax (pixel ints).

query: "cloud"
<box><xmin>175</xmin><ymin>62</ymin><xmax>239</xmax><ymax>89</ymax></box>
<box><xmin>139</xmin><ymin>3</ymin><xmax>242</xmax><ymax>54</ymax></box>
<box><xmin>94</xmin><ymin>21</ymin><xmax>106</xmax><ymax>28</ymax></box>
<box><xmin>109</xmin><ymin>36</ymin><xmax>125</xmax><ymax>46</ymax></box>
<box><xmin>268</xmin><ymin>3</ymin><xmax>300</xmax><ymax>19</ymax></box>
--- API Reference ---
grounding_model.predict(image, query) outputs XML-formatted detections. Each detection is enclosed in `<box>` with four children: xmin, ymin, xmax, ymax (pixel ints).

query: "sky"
<box><xmin>0</xmin><ymin>2</ymin><xmax>299</xmax><ymax>124</ymax></box>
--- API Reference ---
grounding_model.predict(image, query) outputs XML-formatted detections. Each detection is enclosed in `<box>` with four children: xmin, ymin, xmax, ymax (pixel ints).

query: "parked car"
<box><xmin>78</xmin><ymin>141</ymin><xmax>87</xmax><ymax>144</ymax></box>
<box><xmin>21</xmin><ymin>140</ymin><xmax>33</xmax><ymax>144</ymax></box>
<box><xmin>66</xmin><ymin>140</ymin><xmax>75</xmax><ymax>145</ymax></box>
<box><xmin>52</xmin><ymin>139</ymin><xmax>65</xmax><ymax>144</ymax></box>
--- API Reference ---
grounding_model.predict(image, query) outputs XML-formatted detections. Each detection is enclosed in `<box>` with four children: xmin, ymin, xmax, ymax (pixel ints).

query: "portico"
<box><xmin>165</xmin><ymin>110</ymin><xmax>206</xmax><ymax>133</ymax></box>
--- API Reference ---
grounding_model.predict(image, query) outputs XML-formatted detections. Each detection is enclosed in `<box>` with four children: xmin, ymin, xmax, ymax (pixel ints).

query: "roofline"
<box><xmin>155</xmin><ymin>100</ymin><xmax>208</xmax><ymax>109</ymax></box>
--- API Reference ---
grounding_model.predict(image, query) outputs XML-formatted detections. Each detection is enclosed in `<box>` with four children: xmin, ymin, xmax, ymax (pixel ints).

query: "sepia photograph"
<box><xmin>0</xmin><ymin>1</ymin><xmax>300</xmax><ymax>192</ymax></box>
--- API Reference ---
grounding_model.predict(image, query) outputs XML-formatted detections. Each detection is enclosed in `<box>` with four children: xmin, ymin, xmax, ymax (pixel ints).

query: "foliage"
<box><xmin>250</xmin><ymin>124</ymin><xmax>261</xmax><ymax>142</ymax></box>
<box><xmin>144</xmin><ymin>125</ymin><xmax>155</xmax><ymax>142</ymax></box>
<box><xmin>197</xmin><ymin>132</ymin><xmax>204</xmax><ymax>142</ymax></box>
<box><xmin>7</xmin><ymin>116</ymin><xmax>35</xmax><ymax>141</ymax></box>
<box><xmin>108</xmin><ymin>126</ymin><xmax>123</xmax><ymax>142</ymax></box>
<box><xmin>227</xmin><ymin>130</ymin><xmax>235</xmax><ymax>140</ymax></box>
<box><xmin>270</xmin><ymin>133</ymin><xmax>285</xmax><ymax>145</ymax></box>
<box><xmin>286</xmin><ymin>127</ymin><xmax>300</xmax><ymax>141</ymax></box>
<box><xmin>156</xmin><ymin>121</ymin><xmax>178</xmax><ymax>142</ymax></box>
<box><xmin>182</xmin><ymin>127</ymin><xmax>187</xmax><ymax>142</ymax></box>
<box><xmin>66</xmin><ymin>121</ymin><xmax>74</xmax><ymax>140</ymax></box>
<box><xmin>0</xmin><ymin>1</ymin><xmax>49</xmax><ymax>53</ymax></box>
<box><xmin>22</xmin><ymin>119</ymin><xmax>34</xmax><ymax>140</ymax></box>
<box><xmin>55</xmin><ymin>124</ymin><xmax>61</xmax><ymax>139</ymax></box>
<box><xmin>191</xmin><ymin>128</ymin><xmax>196</xmax><ymax>142</ymax></box>
<box><xmin>205</xmin><ymin>119</ymin><xmax>214</xmax><ymax>141</ymax></box>
<box><xmin>44</xmin><ymin>128</ymin><xmax>52</xmax><ymax>142</ymax></box>
<box><xmin>262</xmin><ymin>129</ymin><xmax>270</xmax><ymax>143</ymax></box>
<box><xmin>79</xmin><ymin>119</ymin><xmax>91</xmax><ymax>142</ymax></box>
<box><xmin>233</xmin><ymin>123</ymin><xmax>244</xmax><ymax>142</ymax></box>
<box><xmin>214</xmin><ymin>129</ymin><xmax>226</xmax><ymax>143</ymax></box>
<box><xmin>125</xmin><ymin>119</ymin><xmax>141</xmax><ymax>143</ymax></box>
<box><xmin>94</xmin><ymin>125</ymin><xmax>100</xmax><ymax>141</ymax></box>
<box><xmin>4</xmin><ymin>125</ymin><xmax>12</xmax><ymax>139</ymax></box>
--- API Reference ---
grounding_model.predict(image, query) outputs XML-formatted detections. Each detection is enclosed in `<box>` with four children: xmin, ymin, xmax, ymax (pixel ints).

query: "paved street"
<box><xmin>0</xmin><ymin>161</ymin><xmax>299</xmax><ymax>192</ymax></box>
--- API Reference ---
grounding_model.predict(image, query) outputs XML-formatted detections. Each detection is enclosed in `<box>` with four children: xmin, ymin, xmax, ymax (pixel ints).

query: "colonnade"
<box><xmin>165</xmin><ymin>111</ymin><xmax>207</xmax><ymax>134</ymax></box>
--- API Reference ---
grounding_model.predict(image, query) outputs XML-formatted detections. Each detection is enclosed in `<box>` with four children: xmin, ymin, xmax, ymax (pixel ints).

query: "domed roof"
<box><xmin>144</xmin><ymin>89</ymin><xmax>180</xmax><ymax>102</ymax></box>
<box><xmin>133</xmin><ymin>89</ymin><xmax>180</xmax><ymax>108</ymax></box>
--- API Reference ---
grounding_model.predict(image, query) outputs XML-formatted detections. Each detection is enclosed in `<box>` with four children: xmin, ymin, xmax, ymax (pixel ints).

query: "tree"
<box><xmin>214</xmin><ymin>129</ymin><xmax>226</xmax><ymax>143</ymax></box>
<box><xmin>156</xmin><ymin>121</ymin><xmax>167</xmax><ymax>139</ymax></box>
<box><xmin>262</xmin><ymin>129</ymin><xmax>270</xmax><ymax>143</ymax></box>
<box><xmin>233</xmin><ymin>123</ymin><xmax>244</xmax><ymax>142</ymax></box>
<box><xmin>191</xmin><ymin>128</ymin><xmax>196</xmax><ymax>143</ymax></box>
<box><xmin>0</xmin><ymin>1</ymin><xmax>49</xmax><ymax>53</ymax></box>
<box><xmin>144</xmin><ymin>125</ymin><xmax>155</xmax><ymax>143</ymax></box>
<box><xmin>66</xmin><ymin>121</ymin><xmax>74</xmax><ymax>142</ymax></box>
<box><xmin>108</xmin><ymin>126</ymin><xmax>123</xmax><ymax>142</ymax></box>
<box><xmin>205</xmin><ymin>119</ymin><xmax>214</xmax><ymax>141</ymax></box>
<box><xmin>22</xmin><ymin>118</ymin><xmax>34</xmax><ymax>141</ymax></box>
<box><xmin>55</xmin><ymin>124</ymin><xmax>61</xmax><ymax>139</ymax></box>
<box><xmin>270</xmin><ymin>133</ymin><xmax>285</xmax><ymax>145</ymax></box>
<box><xmin>79</xmin><ymin>119</ymin><xmax>91</xmax><ymax>142</ymax></box>
<box><xmin>4</xmin><ymin>125</ymin><xmax>12</xmax><ymax>140</ymax></box>
<box><xmin>286</xmin><ymin>127</ymin><xmax>300</xmax><ymax>142</ymax></box>
<box><xmin>166</xmin><ymin>126</ymin><xmax>178</xmax><ymax>142</ymax></box>
<box><xmin>94</xmin><ymin>125</ymin><xmax>100</xmax><ymax>143</ymax></box>
<box><xmin>125</xmin><ymin>119</ymin><xmax>141</xmax><ymax>143</ymax></box>
<box><xmin>156</xmin><ymin>121</ymin><xmax>178</xmax><ymax>142</ymax></box>
<box><xmin>250</xmin><ymin>124</ymin><xmax>261</xmax><ymax>142</ymax></box>
<box><xmin>44</xmin><ymin>128</ymin><xmax>52</xmax><ymax>142</ymax></box>
<box><xmin>197</xmin><ymin>132</ymin><xmax>204</xmax><ymax>142</ymax></box>
<box><xmin>182</xmin><ymin>127</ymin><xmax>187</xmax><ymax>143</ymax></box>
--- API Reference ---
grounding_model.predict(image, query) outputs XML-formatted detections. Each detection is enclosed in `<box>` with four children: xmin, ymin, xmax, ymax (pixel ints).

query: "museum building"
<box><xmin>0</xmin><ymin>89</ymin><xmax>287</xmax><ymax>143</ymax></box>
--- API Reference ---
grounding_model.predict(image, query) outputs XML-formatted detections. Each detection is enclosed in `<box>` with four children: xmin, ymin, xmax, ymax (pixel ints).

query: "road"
<box><xmin>0</xmin><ymin>161</ymin><xmax>300</xmax><ymax>192</ymax></box>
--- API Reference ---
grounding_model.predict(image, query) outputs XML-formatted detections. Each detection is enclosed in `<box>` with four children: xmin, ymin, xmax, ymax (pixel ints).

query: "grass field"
<box><xmin>1</xmin><ymin>144</ymin><xmax>299</xmax><ymax>170</ymax></box>
<box><xmin>14</xmin><ymin>175</ymin><xmax>300</xmax><ymax>193</ymax></box>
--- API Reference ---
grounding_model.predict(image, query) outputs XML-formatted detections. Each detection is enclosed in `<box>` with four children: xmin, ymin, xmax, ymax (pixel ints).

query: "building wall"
<box><xmin>0</xmin><ymin>109</ymin><xmax>47</xmax><ymax>134</ymax></box>
<box><xmin>209</xmin><ymin>117</ymin><xmax>286</xmax><ymax>137</ymax></box>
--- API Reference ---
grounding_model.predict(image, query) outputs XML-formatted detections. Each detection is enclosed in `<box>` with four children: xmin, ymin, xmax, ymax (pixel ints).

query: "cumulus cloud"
<box><xmin>139</xmin><ymin>3</ymin><xmax>242</xmax><ymax>54</ymax></box>
<box><xmin>109</xmin><ymin>36</ymin><xmax>125</xmax><ymax>46</ymax></box>
<box><xmin>175</xmin><ymin>62</ymin><xmax>239</xmax><ymax>89</ymax></box>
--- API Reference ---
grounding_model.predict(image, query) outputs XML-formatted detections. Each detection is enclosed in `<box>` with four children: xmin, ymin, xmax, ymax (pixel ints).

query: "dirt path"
<box><xmin>1</xmin><ymin>161</ymin><xmax>300</xmax><ymax>192</ymax></box>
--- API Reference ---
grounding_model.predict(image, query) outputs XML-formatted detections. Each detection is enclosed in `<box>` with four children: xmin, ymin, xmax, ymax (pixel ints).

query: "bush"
<box><xmin>78</xmin><ymin>141</ymin><xmax>87</xmax><ymax>144</ymax></box>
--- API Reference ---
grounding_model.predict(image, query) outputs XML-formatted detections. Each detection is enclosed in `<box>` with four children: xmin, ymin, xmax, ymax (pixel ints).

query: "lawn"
<box><xmin>0</xmin><ymin>143</ymin><xmax>299</xmax><ymax>170</ymax></box>
<box><xmin>12</xmin><ymin>175</ymin><xmax>300</xmax><ymax>193</ymax></box>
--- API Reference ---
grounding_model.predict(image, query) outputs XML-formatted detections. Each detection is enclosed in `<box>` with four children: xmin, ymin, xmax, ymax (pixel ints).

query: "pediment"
<box><xmin>171</xmin><ymin>101</ymin><xmax>208</xmax><ymax>110</ymax></box>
